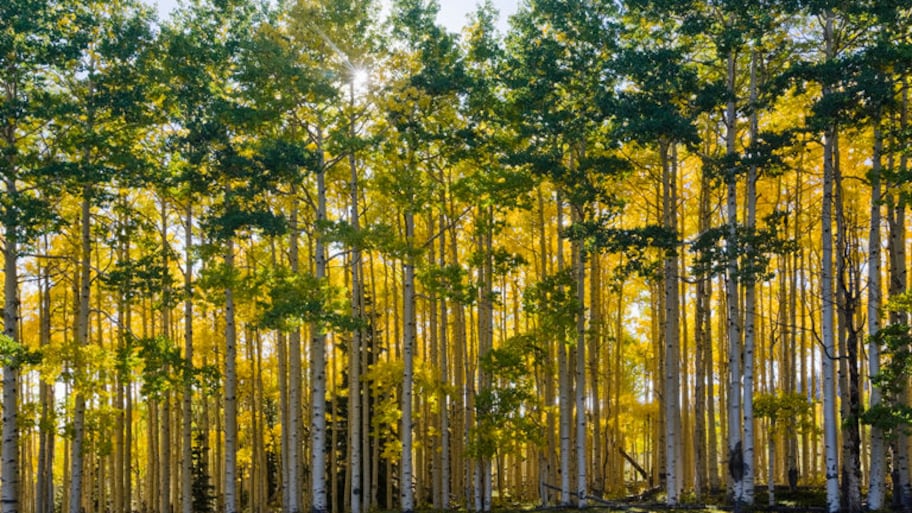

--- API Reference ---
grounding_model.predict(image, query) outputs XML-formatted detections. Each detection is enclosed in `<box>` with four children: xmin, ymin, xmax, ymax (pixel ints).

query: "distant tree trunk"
<box><xmin>348</xmin><ymin>110</ymin><xmax>364</xmax><ymax>513</ymax></box>
<box><xmin>572</xmin><ymin>206</ymin><xmax>587</xmax><ymax>509</ymax></box>
<box><xmin>589</xmin><ymin>252</ymin><xmax>603</xmax><ymax>497</ymax></box>
<box><xmin>479</xmin><ymin>203</ymin><xmax>494</xmax><ymax>513</ymax></box>
<box><xmin>867</xmin><ymin>118</ymin><xmax>886</xmax><ymax>511</ymax></box>
<box><xmin>224</xmin><ymin>238</ymin><xmax>239</xmax><ymax>513</ymax></box>
<box><xmin>888</xmin><ymin>78</ymin><xmax>910</xmax><ymax>509</ymax></box>
<box><xmin>706</xmin><ymin>273</ymin><xmax>720</xmax><ymax>492</ymax></box>
<box><xmin>438</xmin><ymin>206</ymin><xmax>451</xmax><ymax>510</ymax></box>
<box><xmin>834</xmin><ymin>131</ymin><xmax>862</xmax><ymax>513</ymax></box>
<box><xmin>182</xmin><ymin>203</ymin><xmax>194</xmax><ymax>513</ymax></box>
<box><xmin>288</xmin><ymin>191</ymin><xmax>303</xmax><ymax>513</ymax></box>
<box><xmin>161</xmin><ymin>203</ymin><xmax>172</xmax><ymax>513</ymax></box>
<box><xmin>556</xmin><ymin>195</ymin><xmax>571</xmax><ymax>507</ymax></box>
<box><xmin>69</xmin><ymin>191</ymin><xmax>92</xmax><ymax>513</ymax></box>
<box><xmin>36</xmin><ymin>238</ymin><xmax>54</xmax><ymax>513</ymax></box>
<box><xmin>767</xmin><ymin>419</ymin><xmax>775</xmax><ymax>506</ymax></box>
<box><xmin>694</xmin><ymin>164</ymin><xmax>712</xmax><ymax>499</ymax></box>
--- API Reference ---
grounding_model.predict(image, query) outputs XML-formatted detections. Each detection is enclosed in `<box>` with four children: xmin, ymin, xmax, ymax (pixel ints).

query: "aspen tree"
<box><xmin>0</xmin><ymin>0</ymin><xmax>87</xmax><ymax>507</ymax></box>
<box><xmin>820</xmin><ymin>12</ymin><xmax>840</xmax><ymax>512</ymax></box>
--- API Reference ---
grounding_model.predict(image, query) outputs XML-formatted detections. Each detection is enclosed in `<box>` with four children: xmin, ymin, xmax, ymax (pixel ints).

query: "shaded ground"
<box><xmin>433</xmin><ymin>486</ymin><xmax>832</xmax><ymax>513</ymax></box>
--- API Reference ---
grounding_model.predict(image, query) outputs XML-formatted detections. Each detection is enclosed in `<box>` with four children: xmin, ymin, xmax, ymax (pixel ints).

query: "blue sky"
<box><xmin>152</xmin><ymin>0</ymin><xmax>520</xmax><ymax>34</ymax></box>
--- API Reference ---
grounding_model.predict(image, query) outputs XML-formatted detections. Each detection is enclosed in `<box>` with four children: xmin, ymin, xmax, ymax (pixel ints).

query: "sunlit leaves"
<box><xmin>258</xmin><ymin>269</ymin><xmax>358</xmax><ymax>333</ymax></box>
<box><xmin>469</xmin><ymin>334</ymin><xmax>543</xmax><ymax>459</ymax></box>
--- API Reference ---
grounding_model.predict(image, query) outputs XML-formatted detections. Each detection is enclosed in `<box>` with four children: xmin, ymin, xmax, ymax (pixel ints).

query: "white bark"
<box><xmin>438</xmin><ymin>211</ymin><xmax>450</xmax><ymax>510</ymax></box>
<box><xmin>821</xmin><ymin>12</ymin><xmax>840</xmax><ymax>513</ymax></box>
<box><xmin>224</xmin><ymin>239</ymin><xmax>238</xmax><ymax>513</ymax></box>
<box><xmin>867</xmin><ymin>121</ymin><xmax>885</xmax><ymax>512</ymax></box>
<box><xmin>479</xmin><ymin>206</ymin><xmax>494</xmax><ymax>513</ymax></box>
<box><xmin>288</xmin><ymin>196</ymin><xmax>302</xmax><ymax>513</ymax></box>
<box><xmin>311</xmin><ymin>164</ymin><xmax>329</xmax><ymax>513</ymax></box>
<box><xmin>575</xmin><ymin>241</ymin><xmax>587</xmax><ymax>509</ymax></box>
<box><xmin>741</xmin><ymin>50</ymin><xmax>759</xmax><ymax>507</ymax></box>
<box><xmin>348</xmin><ymin>117</ymin><xmax>363</xmax><ymax>513</ymax></box>
<box><xmin>662</xmin><ymin>142</ymin><xmax>680</xmax><ymax>506</ymax></box>
<box><xmin>401</xmin><ymin>210</ymin><xmax>416</xmax><ymax>513</ymax></box>
<box><xmin>160</xmin><ymin>203</ymin><xmax>172</xmax><ymax>513</ymax></box>
<box><xmin>556</xmin><ymin>197</ymin><xmax>571</xmax><ymax>507</ymax></box>
<box><xmin>181</xmin><ymin>204</ymin><xmax>194</xmax><ymax>513</ymax></box>
<box><xmin>69</xmin><ymin>193</ymin><xmax>92</xmax><ymax>513</ymax></box>
<box><xmin>724</xmin><ymin>48</ymin><xmax>744</xmax><ymax>506</ymax></box>
<box><xmin>2</xmin><ymin>176</ymin><xmax>19</xmax><ymax>513</ymax></box>
<box><xmin>1</xmin><ymin>56</ymin><xmax>20</xmax><ymax>513</ymax></box>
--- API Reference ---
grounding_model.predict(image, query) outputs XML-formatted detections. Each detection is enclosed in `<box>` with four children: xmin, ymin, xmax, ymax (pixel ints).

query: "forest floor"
<box><xmin>472</xmin><ymin>486</ymin><xmax>831</xmax><ymax>513</ymax></box>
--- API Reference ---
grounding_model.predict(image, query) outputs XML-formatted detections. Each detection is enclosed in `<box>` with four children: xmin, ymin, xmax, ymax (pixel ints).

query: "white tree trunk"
<box><xmin>867</xmin><ymin>121</ymin><xmax>885</xmax><ymax>511</ymax></box>
<box><xmin>724</xmin><ymin>49</ymin><xmax>744</xmax><ymax>506</ymax></box>
<box><xmin>311</xmin><ymin>165</ymin><xmax>329</xmax><ymax>513</ymax></box>
<box><xmin>181</xmin><ymin>204</ymin><xmax>194</xmax><ymax>513</ymax></box>
<box><xmin>69</xmin><ymin>193</ymin><xmax>92</xmax><ymax>513</ymax></box>
<box><xmin>348</xmin><ymin>128</ymin><xmax>363</xmax><ymax>513</ymax></box>
<box><xmin>401</xmin><ymin>210</ymin><xmax>416</xmax><ymax>513</ymax></box>
<box><xmin>160</xmin><ymin>203</ymin><xmax>172</xmax><ymax>513</ymax></box>
<box><xmin>556</xmin><ymin>196</ymin><xmax>571</xmax><ymax>507</ymax></box>
<box><xmin>224</xmin><ymin>239</ymin><xmax>239</xmax><ymax>513</ymax></box>
<box><xmin>479</xmin><ymin>206</ymin><xmax>494</xmax><ymax>513</ymax></box>
<box><xmin>2</xmin><ymin>183</ymin><xmax>19</xmax><ymax>513</ymax></box>
<box><xmin>573</xmin><ymin>217</ymin><xmax>587</xmax><ymax>508</ymax></box>
<box><xmin>1</xmin><ymin>77</ymin><xmax>20</xmax><ymax>513</ymax></box>
<box><xmin>741</xmin><ymin>50</ymin><xmax>759</xmax><ymax>507</ymax></box>
<box><xmin>662</xmin><ymin>142</ymin><xmax>680</xmax><ymax>506</ymax></box>
<box><xmin>438</xmin><ymin>210</ymin><xmax>450</xmax><ymax>510</ymax></box>
<box><xmin>821</xmin><ymin>12</ymin><xmax>840</xmax><ymax>513</ymax></box>
<box><xmin>288</xmin><ymin>195</ymin><xmax>303</xmax><ymax>513</ymax></box>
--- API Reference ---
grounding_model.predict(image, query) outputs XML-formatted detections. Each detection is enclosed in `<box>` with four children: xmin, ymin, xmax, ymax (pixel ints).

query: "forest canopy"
<box><xmin>1</xmin><ymin>1</ymin><xmax>911</xmax><ymax>513</ymax></box>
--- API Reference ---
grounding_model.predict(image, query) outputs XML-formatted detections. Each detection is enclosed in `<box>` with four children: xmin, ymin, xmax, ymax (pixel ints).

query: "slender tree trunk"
<box><xmin>2</xmin><ymin>176</ymin><xmax>19</xmax><ymax>513</ymax></box>
<box><xmin>834</xmin><ymin>132</ymin><xmax>862</xmax><ymax>513</ymax></box>
<box><xmin>182</xmin><ymin>203</ymin><xmax>194</xmax><ymax>513</ymax></box>
<box><xmin>161</xmin><ymin>203</ymin><xmax>173</xmax><ymax>513</ymax></box>
<box><xmin>767</xmin><ymin>421</ymin><xmax>775</xmax><ymax>506</ymax></box>
<box><xmin>868</xmin><ymin>123</ymin><xmax>885</xmax><ymax>505</ymax></box>
<box><xmin>401</xmin><ymin>209</ymin><xmax>416</xmax><ymax>513</ymax></box>
<box><xmin>820</xmin><ymin>12</ymin><xmax>840</xmax><ymax>513</ymax></box>
<box><xmin>479</xmin><ymin>204</ymin><xmax>494</xmax><ymax>513</ymax></box>
<box><xmin>113</xmin><ymin>208</ymin><xmax>126</xmax><ymax>513</ymax></box>
<box><xmin>438</xmin><ymin>207</ymin><xmax>451</xmax><ymax>510</ymax></box>
<box><xmin>69</xmin><ymin>192</ymin><xmax>92</xmax><ymax>513</ymax></box>
<box><xmin>589</xmin><ymin>253</ymin><xmax>603</xmax><ymax>497</ymax></box>
<box><xmin>312</xmin><ymin>160</ymin><xmax>329</xmax><ymax>513</ymax></box>
<box><xmin>36</xmin><ymin>239</ymin><xmax>54</xmax><ymax>513</ymax></box>
<box><xmin>288</xmin><ymin>192</ymin><xmax>303</xmax><ymax>513</ymax></box>
<box><xmin>694</xmin><ymin>164</ymin><xmax>711</xmax><ymax>500</ymax></box>
<box><xmin>224</xmin><ymin>238</ymin><xmax>239</xmax><ymax>513</ymax></box>
<box><xmin>556</xmin><ymin>195</ymin><xmax>571</xmax><ymax>507</ymax></box>
<box><xmin>662</xmin><ymin>141</ymin><xmax>680</xmax><ymax>506</ymax></box>
<box><xmin>724</xmin><ymin>48</ymin><xmax>744</xmax><ymax>507</ymax></box>
<box><xmin>890</xmin><ymin>78</ymin><xmax>912</xmax><ymax>510</ymax></box>
<box><xmin>572</xmin><ymin>210</ymin><xmax>586</xmax><ymax>509</ymax></box>
<box><xmin>348</xmin><ymin>103</ymin><xmax>364</xmax><ymax>513</ymax></box>
<box><xmin>741</xmin><ymin>50</ymin><xmax>760</xmax><ymax>507</ymax></box>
